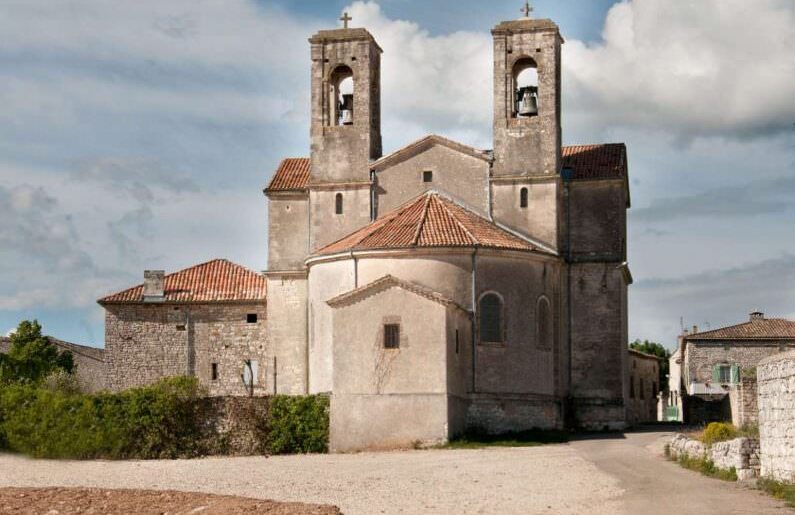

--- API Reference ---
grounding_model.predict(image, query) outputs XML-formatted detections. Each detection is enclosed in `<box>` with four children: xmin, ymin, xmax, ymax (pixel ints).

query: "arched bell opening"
<box><xmin>329</xmin><ymin>65</ymin><xmax>354</xmax><ymax>126</ymax></box>
<box><xmin>512</xmin><ymin>57</ymin><xmax>539</xmax><ymax>118</ymax></box>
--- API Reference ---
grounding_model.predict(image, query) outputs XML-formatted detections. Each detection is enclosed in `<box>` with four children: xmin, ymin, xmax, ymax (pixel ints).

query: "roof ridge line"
<box><xmin>411</xmin><ymin>193</ymin><xmax>433</xmax><ymax>246</ymax></box>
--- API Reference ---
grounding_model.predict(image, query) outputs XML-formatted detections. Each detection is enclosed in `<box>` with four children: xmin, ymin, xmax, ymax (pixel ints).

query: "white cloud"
<box><xmin>564</xmin><ymin>0</ymin><xmax>795</xmax><ymax>139</ymax></box>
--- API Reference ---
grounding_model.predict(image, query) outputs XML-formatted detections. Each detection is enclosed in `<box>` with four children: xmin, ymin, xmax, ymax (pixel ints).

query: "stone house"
<box><xmin>0</xmin><ymin>335</ymin><xmax>105</xmax><ymax>392</ymax></box>
<box><xmin>99</xmin><ymin>12</ymin><xmax>632</xmax><ymax>450</ymax></box>
<box><xmin>668</xmin><ymin>312</ymin><xmax>795</xmax><ymax>425</ymax></box>
<box><xmin>99</xmin><ymin>259</ymin><xmax>269</xmax><ymax>397</ymax></box>
<box><xmin>626</xmin><ymin>348</ymin><xmax>661</xmax><ymax>425</ymax></box>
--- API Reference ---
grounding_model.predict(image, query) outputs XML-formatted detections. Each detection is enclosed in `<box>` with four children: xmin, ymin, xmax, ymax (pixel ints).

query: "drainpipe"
<box><xmin>471</xmin><ymin>248</ymin><xmax>478</xmax><ymax>393</ymax></box>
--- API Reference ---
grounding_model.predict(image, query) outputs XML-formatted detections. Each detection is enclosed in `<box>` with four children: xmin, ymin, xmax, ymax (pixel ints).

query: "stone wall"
<box><xmin>0</xmin><ymin>336</ymin><xmax>106</xmax><ymax>392</ymax></box>
<box><xmin>758</xmin><ymin>350</ymin><xmax>795</xmax><ymax>481</ymax></box>
<box><xmin>668</xmin><ymin>433</ymin><xmax>760</xmax><ymax>481</ymax></box>
<box><xmin>684</xmin><ymin>340</ymin><xmax>795</xmax><ymax>387</ymax></box>
<box><xmin>728</xmin><ymin>374</ymin><xmax>758</xmax><ymax>428</ymax></box>
<box><xmin>104</xmin><ymin>302</ymin><xmax>269</xmax><ymax>396</ymax></box>
<box><xmin>626</xmin><ymin>350</ymin><xmax>660</xmax><ymax>425</ymax></box>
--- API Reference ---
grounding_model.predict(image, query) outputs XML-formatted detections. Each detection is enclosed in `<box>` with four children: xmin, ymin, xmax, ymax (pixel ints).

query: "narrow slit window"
<box><xmin>630</xmin><ymin>376</ymin><xmax>635</xmax><ymax>399</ymax></box>
<box><xmin>384</xmin><ymin>324</ymin><xmax>400</xmax><ymax>349</ymax></box>
<box><xmin>520</xmin><ymin>187</ymin><xmax>529</xmax><ymax>208</ymax></box>
<box><xmin>455</xmin><ymin>329</ymin><xmax>460</xmax><ymax>354</ymax></box>
<box><xmin>479</xmin><ymin>293</ymin><xmax>503</xmax><ymax>343</ymax></box>
<box><xmin>247</xmin><ymin>313</ymin><xmax>258</xmax><ymax>324</ymax></box>
<box><xmin>335</xmin><ymin>193</ymin><xmax>343</xmax><ymax>215</ymax></box>
<box><xmin>211</xmin><ymin>363</ymin><xmax>218</xmax><ymax>381</ymax></box>
<box><xmin>423</xmin><ymin>170</ymin><xmax>433</xmax><ymax>183</ymax></box>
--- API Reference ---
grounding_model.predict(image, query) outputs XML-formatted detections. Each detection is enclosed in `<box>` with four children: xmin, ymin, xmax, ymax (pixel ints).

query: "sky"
<box><xmin>1</xmin><ymin>0</ymin><xmax>793</xmax><ymax>349</ymax></box>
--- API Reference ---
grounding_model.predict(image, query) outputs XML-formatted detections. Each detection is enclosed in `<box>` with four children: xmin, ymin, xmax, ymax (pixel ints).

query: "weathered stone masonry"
<box><xmin>758</xmin><ymin>350</ymin><xmax>795</xmax><ymax>482</ymax></box>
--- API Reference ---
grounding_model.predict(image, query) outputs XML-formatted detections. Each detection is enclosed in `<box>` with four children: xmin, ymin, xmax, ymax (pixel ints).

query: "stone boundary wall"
<box><xmin>668</xmin><ymin>434</ymin><xmax>760</xmax><ymax>481</ymax></box>
<box><xmin>758</xmin><ymin>350</ymin><xmax>795</xmax><ymax>481</ymax></box>
<box><xmin>729</xmin><ymin>375</ymin><xmax>758</xmax><ymax>428</ymax></box>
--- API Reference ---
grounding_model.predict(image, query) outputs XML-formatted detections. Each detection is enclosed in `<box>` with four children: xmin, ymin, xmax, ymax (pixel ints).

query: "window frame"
<box><xmin>384</xmin><ymin>323</ymin><xmax>400</xmax><ymax>349</ymax></box>
<box><xmin>478</xmin><ymin>291</ymin><xmax>505</xmax><ymax>344</ymax></box>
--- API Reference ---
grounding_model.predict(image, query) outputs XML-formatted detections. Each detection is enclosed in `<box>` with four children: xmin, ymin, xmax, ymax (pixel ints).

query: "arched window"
<box><xmin>479</xmin><ymin>293</ymin><xmax>503</xmax><ymax>343</ymax></box>
<box><xmin>520</xmin><ymin>187</ymin><xmax>529</xmax><ymax>208</ymax></box>
<box><xmin>329</xmin><ymin>65</ymin><xmax>354</xmax><ymax>126</ymax></box>
<box><xmin>512</xmin><ymin>57</ymin><xmax>539</xmax><ymax>118</ymax></box>
<box><xmin>335</xmin><ymin>193</ymin><xmax>343</xmax><ymax>215</ymax></box>
<box><xmin>536</xmin><ymin>296</ymin><xmax>552</xmax><ymax>350</ymax></box>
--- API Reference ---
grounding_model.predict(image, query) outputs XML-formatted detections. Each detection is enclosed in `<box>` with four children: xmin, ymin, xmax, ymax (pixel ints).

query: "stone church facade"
<box><xmin>265</xmin><ymin>15</ymin><xmax>630</xmax><ymax>450</ymax></box>
<box><xmin>100</xmin><ymin>13</ymin><xmax>631</xmax><ymax>451</ymax></box>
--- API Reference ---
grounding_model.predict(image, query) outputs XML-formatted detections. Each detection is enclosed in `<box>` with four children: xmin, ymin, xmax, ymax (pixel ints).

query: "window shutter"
<box><xmin>731</xmin><ymin>365</ymin><xmax>740</xmax><ymax>384</ymax></box>
<box><xmin>712</xmin><ymin>365</ymin><xmax>720</xmax><ymax>382</ymax></box>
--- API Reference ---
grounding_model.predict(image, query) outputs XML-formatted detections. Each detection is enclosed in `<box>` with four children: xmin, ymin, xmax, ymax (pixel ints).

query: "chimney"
<box><xmin>750</xmin><ymin>311</ymin><xmax>764</xmax><ymax>322</ymax></box>
<box><xmin>143</xmin><ymin>270</ymin><xmax>165</xmax><ymax>302</ymax></box>
<box><xmin>692</xmin><ymin>325</ymin><xmax>698</xmax><ymax>334</ymax></box>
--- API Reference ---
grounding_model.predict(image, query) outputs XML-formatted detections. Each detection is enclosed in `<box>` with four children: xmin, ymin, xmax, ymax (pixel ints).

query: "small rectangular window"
<box><xmin>176</xmin><ymin>324</ymin><xmax>186</xmax><ymax>331</ymax></box>
<box><xmin>455</xmin><ymin>329</ymin><xmax>460</xmax><ymax>354</ymax></box>
<box><xmin>247</xmin><ymin>313</ymin><xmax>258</xmax><ymax>323</ymax></box>
<box><xmin>243</xmin><ymin>360</ymin><xmax>259</xmax><ymax>386</ymax></box>
<box><xmin>211</xmin><ymin>363</ymin><xmax>218</xmax><ymax>381</ymax></box>
<box><xmin>422</xmin><ymin>170</ymin><xmax>433</xmax><ymax>183</ymax></box>
<box><xmin>384</xmin><ymin>324</ymin><xmax>400</xmax><ymax>349</ymax></box>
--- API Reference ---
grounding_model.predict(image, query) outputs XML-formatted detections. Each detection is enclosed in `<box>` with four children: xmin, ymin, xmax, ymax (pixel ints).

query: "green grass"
<box><xmin>757</xmin><ymin>478</ymin><xmax>795</xmax><ymax>508</ymax></box>
<box><xmin>674</xmin><ymin>453</ymin><xmax>737</xmax><ymax>481</ymax></box>
<box><xmin>441</xmin><ymin>429</ymin><xmax>569</xmax><ymax>449</ymax></box>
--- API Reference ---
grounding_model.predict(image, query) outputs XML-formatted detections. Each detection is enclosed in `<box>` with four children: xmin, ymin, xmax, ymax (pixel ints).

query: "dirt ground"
<box><xmin>0</xmin><ymin>487</ymin><xmax>340</xmax><ymax>515</ymax></box>
<box><xmin>0</xmin><ymin>431</ymin><xmax>788</xmax><ymax>514</ymax></box>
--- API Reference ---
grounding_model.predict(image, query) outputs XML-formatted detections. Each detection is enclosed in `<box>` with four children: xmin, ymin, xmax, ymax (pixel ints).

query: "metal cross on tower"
<box><xmin>520</xmin><ymin>1</ymin><xmax>533</xmax><ymax>18</ymax></box>
<box><xmin>340</xmin><ymin>11</ymin><xmax>352</xmax><ymax>29</ymax></box>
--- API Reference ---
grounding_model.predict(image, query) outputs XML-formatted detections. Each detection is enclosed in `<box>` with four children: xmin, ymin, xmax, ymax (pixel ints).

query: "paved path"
<box><xmin>0</xmin><ymin>431</ymin><xmax>788</xmax><ymax>514</ymax></box>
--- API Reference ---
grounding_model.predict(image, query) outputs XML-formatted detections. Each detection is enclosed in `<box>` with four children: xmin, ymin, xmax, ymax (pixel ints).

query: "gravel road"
<box><xmin>0</xmin><ymin>431</ymin><xmax>787</xmax><ymax>514</ymax></box>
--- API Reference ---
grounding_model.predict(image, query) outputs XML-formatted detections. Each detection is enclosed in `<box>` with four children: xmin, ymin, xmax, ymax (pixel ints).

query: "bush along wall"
<box><xmin>0</xmin><ymin>377</ymin><xmax>329</xmax><ymax>459</ymax></box>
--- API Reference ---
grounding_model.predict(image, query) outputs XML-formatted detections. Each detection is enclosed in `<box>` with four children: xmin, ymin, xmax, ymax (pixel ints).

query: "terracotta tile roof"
<box><xmin>686</xmin><ymin>316</ymin><xmax>795</xmax><ymax>341</ymax></box>
<box><xmin>265</xmin><ymin>158</ymin><xmax>311</xmax><ymax>192</ymax></box>
<box><xmin>99</xmin><ymin>259</ymin><xmax>267</xmax><ymax>304</ymax></box>
<box><xmin>0</xmin><ymin>336</ymin><xmax>103</xmax><ymax>362</ymax></box>
<box><xmin>326</xmin><ymin>274</ymin><xmax>470</xmax><ymax>314</ymax></box>
<box><xmin>562</xmin><ymin>143</ymin><xmax>627</xmax><ymax>181</ymax></box>
<box><xmin>315</xmin><ymin>191</ymin><xmax>538</xmax><ymax>256</ymax></box>
<box><xmin>265</xmin><ymin>143</ymin><xmax>626</xmax><ymax>191</ymax></box>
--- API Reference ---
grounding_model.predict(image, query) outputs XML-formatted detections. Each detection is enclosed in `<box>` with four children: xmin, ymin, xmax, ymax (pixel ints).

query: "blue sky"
<box><xmin>1</xmin><ymin>0</ymin><xmax>793</xmax><ymax>349</ymax></box>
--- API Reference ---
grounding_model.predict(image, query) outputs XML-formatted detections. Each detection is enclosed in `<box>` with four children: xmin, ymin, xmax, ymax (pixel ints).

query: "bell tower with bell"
<box><xmin>490</xmin><ymin>3</ymin><xmax>564</xmax><ymax>249</ymax></box>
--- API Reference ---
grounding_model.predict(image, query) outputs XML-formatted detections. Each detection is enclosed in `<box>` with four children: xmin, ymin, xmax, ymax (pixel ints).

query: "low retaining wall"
<box><xmin>758</xmin><ymin>350</ymin><xmax>795</xmax><ymax>481</ymax></box>
<box><xmin>669</xmin><ymin>434</ymin><xmax>760</xmax><ymax>480</ymax></box>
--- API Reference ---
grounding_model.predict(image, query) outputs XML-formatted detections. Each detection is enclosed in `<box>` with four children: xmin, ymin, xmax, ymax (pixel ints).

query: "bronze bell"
<box><xmin>339</xmin><ymin>94</ymin><xmax>354</xmax><ymax>125</ymax></box>
<box><xmin>517</xmin><ymin>86</ymin><xmax>538</xmax><ymax>117</ymax></box>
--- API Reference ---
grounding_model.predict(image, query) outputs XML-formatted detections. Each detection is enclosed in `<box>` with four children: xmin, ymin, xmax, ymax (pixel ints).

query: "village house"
<box><xmin>99</xmin><ymin>11</ymin><xmax>633</xmax><ymax>451</ymax></box>
<box><xmin>667</xmin><ymin>312</ymin><xmax>795</xmax><ymax>425</ymax></box>
<box><xmin>0</xmin><ymin>335</ymin><xmax>105</xmax><ymax>392</ymax></box>
<box><xmin>626</xmin><ymin>348</ymin><xmax>661</xmax><ymax>425</ymax></box>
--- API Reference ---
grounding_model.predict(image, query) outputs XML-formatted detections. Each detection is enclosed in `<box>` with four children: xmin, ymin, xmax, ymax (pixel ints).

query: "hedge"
<box><xmin>0</xmin><ymin>377</ymin><xmax>329</xmax><ymax>459</ymax></box>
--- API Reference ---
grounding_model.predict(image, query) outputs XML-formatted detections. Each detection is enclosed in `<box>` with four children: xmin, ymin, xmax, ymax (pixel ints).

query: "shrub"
<box><xmin>0</xmin><ymin>376</ymin><xmax>206</xmax><ymax>459</ymax></box>
<box><xmin>267</xmin><ymin>395</ymin><xmax>329</xmax><ymax>454</ymax></box>
<box><xmin>757</xmin><ymin>478</ymin><xmax>795</xmax><ymax>508</ymax></box>
<box><xmin>701</xmin><ymin>422</ymin><xmax>737</xmax><ymax>446</ymax></box>
<box><xmin>676</xmin><ymin>453</ymin><xmax>737</xmax><ymax>481</ymax></box>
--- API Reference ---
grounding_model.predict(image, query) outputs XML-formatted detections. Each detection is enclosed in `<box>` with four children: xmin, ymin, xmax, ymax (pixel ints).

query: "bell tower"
<box><xmin>490</xmin><ymin>9</ymin><xmax>563</xmax><ymax>250</ymax></box>
<box><xmin>307</xmin><ymin>15</ymin><xmax>383</xmax><ymax>251</ymax></box>
<box><xmin>308</xmin><ymin>18</ymin><xmax>382</xmax><ymax>185</ymax></box>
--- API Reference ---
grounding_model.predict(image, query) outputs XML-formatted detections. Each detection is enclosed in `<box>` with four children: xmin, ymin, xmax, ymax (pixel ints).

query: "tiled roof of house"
<box><xmin>265</xmin><ymin>143</ymin><xmax>626</xmax><ymax>192</ymax></box>
<box><xmin>315</xmin><ymin>191</ymin><xmax>540</xmax><ymax>256</ymax></box>
<box><xmin>265</xmin><ymin>158</ymin><xmax>311</xmax><ymax>192</ymax></box>
<box><xmin>628</xmin><ymin>348</ymin><xmax>663</xmax><ymax>361</ymax></box>
<box><xmin>0</xmin><ymin>336</ymin><xmax>103</xmax><ymax>361</ymax></box>
<box><xmin>562</xmin><ymin>143</ymin><xmax>627</xmax><ymax>181</ymax></box>
<box><xmin>99</xmin><ymin>259</ymin><xmax>267</xmax><ymax>304</ymax></box>
<box><xmin>686</xmin><ymin>316</ymin><xmax>795</xmax><ymax>341</ymax></box>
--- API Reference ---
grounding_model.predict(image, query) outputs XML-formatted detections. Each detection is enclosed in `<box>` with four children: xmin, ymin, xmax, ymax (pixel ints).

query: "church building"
<box><xmin>265</xmin><ymin>12</ymin><xmax>631</xmax><ymax>450</ymax></box>
<box><xmin>99</xmin><ymin>10</ymin><xmax>632</xmax><ymax>452</ymax></box>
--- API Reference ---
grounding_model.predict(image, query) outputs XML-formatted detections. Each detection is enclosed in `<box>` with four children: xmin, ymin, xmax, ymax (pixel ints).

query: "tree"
<box><xmin>0</xmin><ymin>320</ymin><xmax>74</xmax><ymax>384</ymax></box>
<box><xmin>629</xmin><ymin>339</ymin><xmax>670</xmax><ymax>389</ymax></box>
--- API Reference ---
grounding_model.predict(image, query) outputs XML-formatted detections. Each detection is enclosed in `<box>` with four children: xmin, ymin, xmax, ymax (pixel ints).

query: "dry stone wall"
<box><xmin>669</xmin><ymin>433</ymin><xmax>760</xmax><ymax>480</ymax></box>
<box><xmin>758</xmin><ymin>350</ymin><xmax>795</xmax><ymax>481</ymax></box>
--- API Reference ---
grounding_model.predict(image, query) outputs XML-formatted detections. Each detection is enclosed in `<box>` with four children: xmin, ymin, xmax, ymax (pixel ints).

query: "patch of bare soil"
<box><xmin>0</xmin><ymin>487</ymin><xmax>341</xmax><ymax>515</ymax></box>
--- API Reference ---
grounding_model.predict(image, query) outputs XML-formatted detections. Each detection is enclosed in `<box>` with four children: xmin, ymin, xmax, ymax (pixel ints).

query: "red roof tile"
<box><xmin>265</xmin><ymin>158</ymin><xmax>311</xmax><ymax>192</ymax></box>
<box><xmin>562</xmin><ymin>143</ymin><xmax>627</xmax><ymax>181</ymax></box>
<box><xmin>686</xmin><ymin>317</ymin><xmax>795</xmax><ymax>340</ymax></box>
<box><xmin>315</xmin><ymin>191</ymin><xmax>538</xmax><ymax>255</ymax></box>
<box><xmin>99</xmin><ymin>259</ymin><xmax>267</xmax><ymax>304</ymax></box>
<box><xmin>265</xmin><ymin>143</ymin><xmax>626</xmax><ymax>191</ymax></box>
